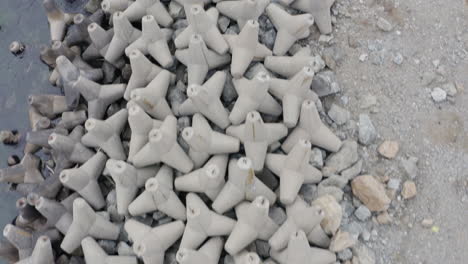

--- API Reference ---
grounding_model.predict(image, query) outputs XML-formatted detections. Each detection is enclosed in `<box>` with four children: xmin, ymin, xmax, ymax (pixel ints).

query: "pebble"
<box><xmin>354</xmin><ymin>205</ymin><xmax>371</xmax><ymax>221</ymax></box>
<box><xmin>351</xmin><ymin>175</ymin><xmax>391</xmax><ymax>212</ymax></box>
<box><xmin>393</xmin><ymin>53</ymin><xmax>404</xmax><ymax>65</ymax></box>
<box><xmin>387</xmin><ymin>178</ymin><xmax>401</xmax><ymax>190</ymax></box>
<box><xmin>312</xmin><ymin>71</ymin><xmax>341</xmax><ymax>97</ymax></box>
<box><xmin>421</xmin><ymin>218</ymin><xmax>434</xmax><ymax>228</ymax></box>
<box><xmin>318</xmin><ymin>34</ymin><xmax>334</xmax><ymax>44</ymax></box>
<box><xmin>259</xmin><ymin>29</ymin><xmax>276</xmax><ymax>50</ymax></box>
<box><xmin>325</xmin><ymin>141</ymin><xmax>359</xmax><ymax>173</ymax></box>
<box><xmin>10</xmin><ymin>41</ymin><xmax>25</xmax><ymax>55</ymax></box>
<box><xmin>338</xmin><ymin>248</ymin><xmax>353</xmax><ymax>261</ymax></box>
<box><xmin>322</xmin><ymin>46</ymin><xmax>344</xmax><ymax>70</ymax></box>
<box><xmin>0</xmin><ymin>130</ymin><xmax>20</xmax><ymax>145</ymax></box>
<box><xmin>376</xmin><ymin>17</ymin><xmax>393</xmax><ymax>32</ymax></box>
<box><xmin>328</xmin><ymin>104</ymin><xmax>350</xmax><ymax>125</ymax></box>
<box><xmin>401</xmin><ymin>156</ymin><xmax>418</xmax><ymax>179</ymax></box>
<box><xmin>369</xmin><ymin>50</ymin><xmax>385</xmax><ymax>65</ymax></box>
<box><xmin>341</xmin><ymin>160</ymin><xmax>363</xmax><ymax>180</ymax></box>
<box><xmin>358</xmin><ymin>114</ymin><xmax>377</xmax><ymax>145</ymax></box>
<box><xmin>168</xmin><ymin>81</ymin><xmax>187</xmax><ymax>115</ymax></box>
<box><xmin>268</xmin><ymin>206</ymin><xmax>287</xmax><ymax>226</ymax></box>
<box><xmin>255</xmin><ymin>240</ymin><xmax>270</xmax><ymax>258</ymax></box>
<box><xmin>359</xmin><ymin>53</ymin><xmax>368</xmax><ymax>62</ymax></box>
<box><xmin>442</xmin><ymin>82</ymin><xmax>458</xmax><ymax>97</ymax></box>
<box><xmin>376</xmin><ymin>211</ymin><xmax>392</xmax><ymax>224</ymax></box>
<box><xmin>377</xmin><ymin>140</ymin><xmax>399</xmax><ymax>159</ymax></box>
<box><xmin>401</xmin><ymin>181</ymin><xmax>417</xmax><ymax>199</ymax></box>
<box><xmin>317</xmin><ymin>185</ymin><xmax>344</xmax><ymax>201</ymax></box>
<box><xmin>330</xmin><ymin>230</ymin><xmax>357</xmax><ymax>252</ymax></box>
<box><xmin>218</xmin><ymin>16</ymin><xmax>231</xmax><ymax>33</ymax></box>
<box><xmin>312</xmin><ymin>194</ymin><xmax>343</xmax><ymax>235</ymax></box>
<box><xmin>299</xmin><ymin>184</ymin><xmax>317</xmax><ymax>203</ymax></box>
<box><xmin>7</xmin><ymin>155</ymin><xmax>20</xmax><ymax>166</ymax></box>
<box><xmin>431</xmin><ymin>87</ymin><xmax>447</xmax><ymax>102</ymax></box>
<box><xmin>310</xmin><ymin>55</ymin><xmax>326</xmax><ymax>73</ymax></box>
<box><xmin>310</xmin><ymin>148</ymin><xmax>324</xmax><ymax>168</ymax></box>
<box><xmin>98</xmin><ymin>240</ymin><xmax>117</xmax><ymax>255</ymax></box>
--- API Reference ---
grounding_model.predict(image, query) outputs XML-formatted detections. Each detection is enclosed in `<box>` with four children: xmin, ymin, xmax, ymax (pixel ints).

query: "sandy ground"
<box><xmin>0</xmin><ymin>0</ymin><xmax>466</xmax><ymax>263</ymax></box>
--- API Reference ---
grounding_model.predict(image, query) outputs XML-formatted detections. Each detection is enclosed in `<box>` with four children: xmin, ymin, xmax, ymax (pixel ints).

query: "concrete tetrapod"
<box><xmin>82</xmin><ymin>237</ymin><xmax>138</xmax><ymax>264</ymax></box>
<box><xmin>125</xmin><ymin>49</ymin><xmax>176</xmax><ymax>100</ymax></box>
<box><xmin>176</xmin><ymin>237</ymin><xmax>224</xmax><ymax>264</ymax></box>
<box><xmin>64</xmin><ymin>11</ymin><xmax>105</xmax><ymax>46</ymax></box>
<box><xmin>26</xmin><ymin>127</ymin><xmax>67</xmax><ymax>151</ymax></box>
<box><xmin>264</xmin><ymin>48</ymin><xmax>323</xmax><ymax>78</ymax></box>
<box><xmin>282</xmin><ymin>100</ymin><xmax>342</xmax><ymax>153</ymax></box>
<box><xmin>265</xmin><ymin>140</ymin><xmax>323</xmax><ymax>205</ymax></box>
<box><xmin>28</xmin><ymin>107</ymin><xmax>51</xmax><ymax>132</ymax></box>
<box><xmin>0</xmin><ymin>240</ymin><xmax>18</xmax><ymax>263</ymax></box>
<box><xmin>3</xmin><ymin>224</ymin><xmax>60</xmax><ymax>260</ymax></box>
<box><xmin>48</xmin><ymin>126</ymin><xmax>95</xmax><ymax>167</ymax></box>
<box><xmin>179</xmin><ymin>71</ymin><xmax>230</xmax><ymax>129</ymax></box>
<box><xmin>182</xmin><ymin>113</ymin><xmax>239</xmax><ymax>167</ymax></box>
<box><xmin>127</xmin><ymin>102</ymin><xmax>162</xmax><ymax>163</ymax></box>
<box><xmin>231</xmin><ymin>251</ymin><xmax>262</xmax><ymax>264</ymax></box>
<box><xmin>216</xmin><ymin>0</ymin><xmax>270</xmax><ymax>29</ymax></box>
<box><xmin>71</xmin><ymin>75</ymin><xmax>125</xmax><ymax>119</ymax></box>
<box><xmin>224</xmin><ymin>20</ymin><xmax>272</xmax><ymax>78</ymax></box>
<box><xmin>175</xmin><ymin>5</ymin><xmax>228</xmax><ymax>54</ymax></box>
<box><xmin>268</xmin><ymin>66</ymin><xmax>316</xmax><ymax>128</ymax></box>
<box><xmin>129</xmin><ymin>70</ymin><xmax>173</xmax><ymax>120</ymax></box>
<box><xmin>105</xmin><ymin>12</ymin><xmax>142</xmax><ymax>65</ymax></box>
<box><xmin>15</xmin><ymin>197</ymin><xmax>41</xmax><ymax>228</ymax></box>
<box><xmin>59</xmin><ymin>152</ymin><xmax>107</xmax><ymax>210</ymax></box>
<box><xmin>125</xmin><ymin>15</ymin><xmax>173</xmax><ymax>68</ymax></box>
<box><xmin>270</xmin><ymin>230</ymin><xmax>336</xmax><ymax>264</ymax></box>
<box><xmin>106</xmin><ymin>159</ymin><xmax>158</xmax><ymax>215</ymax></box>
<box><xmin>101</xmin><ymin>0</ymin><xmax>132</xmax><ymax>14</ymax></box>
<box><xmin>28</xmin><ymin>94</ymin><xmax>69</xmax><ymax>119</ymax></box>
<box><xmin>15</xmin><ymin>236</ymin><xmax>54</xmax><ymax>264</ymax></box>
<box><xmin>290</xmin><ymin>0</ymin><xmax>336</xmax><ymax>35</ymax></box>
<box><xmin>43</xmin><ymin>0</ymin><xmax>74</xmax><ymax>41</ymax></box>
<box><xmin>226</xmin><ymin>111</ymin><xmax>287</xmax><ymax>171</ymax></box>
<box><xmin>84</xmin><ymin>23</ymin><xmax>116</xmax><ymax>63</ymax></box>
<box><xmin>175</xmin><ymin>0</ymin><xmax>211</xmax><ymax>7</ymax></box>
<box><xmin>56</xmin><ymin>55</ymin><xmax>103</xmax><ymax>108</ymax></box>
<box><xmin>61</xmin><ymin>198</ymin><xmax>120</xmax><ymax>254</ymax></box>
<box><xmin>0</xmin><ymin>154</ymin><xmax>43</xmax><ymax>184</ymax></box>
<box><xmin>180</xmin><ymin>193</ymin><xmax>236</xmax><ymax>249</ymax></box>
<box><xmin>57</xmin><ymin>110</ymin><xmax>88</xmax><ymax>130</ymax></box>
<box><xmin>212</xmin><ymin>158</ymin><xmax>277</xmax><ymax>214</ymax></box>
<box><xmin>34</xmin><ymin>196</ymin><xmax>75</xmax><ymax>235</ymax></box>
<box><xmin>225</xmin><ymin>196</ymin><xmax>279</xmax><ymax>255</ymax></box>
<box><xmin>128</xmin><ymin>166</ymin><xmax>186</xmax><ymax>220</ymax></box>
<box><xmin>229</xmin><ymin>72</ymin><xmax>281</xmax><ymax>125</ymax></box>
<box><xmin>175</xmin><ymin>34</ymin><xmax>231</xmax><ymax>85</ymax></box>
<box><xmin>266</xmin><ymin>3</ymin><xmax>314</xmax><ymax>55</ymax></box>
<box><xmin>124</xmin><ymin>219</ymin><xmax>185</xmax><ymax>264</ymax></box>
<box><xmin>268</xmin><ymin>197</ymin><xmax>324</xmax><ymax>251</ymax></box>
<box><xmin>82</xmin><ymin>109</ymin><xmax>128</xmax><ymax>160</ymax></box>
<box><xmin>122</xmin><ymin>0</ymin><xmax>173</xmax><ymax>27</ymax></box>
<box><xmin>175</xmin><ymin>155</ymin><xmax>228</xmax><ymax>200</ymax></box>
<box><xmin>40</xmin><ymin>40</ymin><xmax>76</xmax><ymax>68</ymax></box>
<box><xmin>132</xmin><ymin>116</ymin><xmax>194</xmax><ymax>172</ymax></box>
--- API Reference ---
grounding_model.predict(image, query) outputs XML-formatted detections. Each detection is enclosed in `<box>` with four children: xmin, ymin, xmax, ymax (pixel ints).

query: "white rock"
<box><xmin>431</xmin><ymin>87</ymin><xmax>447</xmax><ymax>102</ymax></box>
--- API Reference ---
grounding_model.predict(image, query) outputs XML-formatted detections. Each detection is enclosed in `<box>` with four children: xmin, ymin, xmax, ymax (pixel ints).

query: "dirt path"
<box><xmin>331</xmin><ymin>0</ymin><xmax>468</xmax><ymax>263</ymax></box>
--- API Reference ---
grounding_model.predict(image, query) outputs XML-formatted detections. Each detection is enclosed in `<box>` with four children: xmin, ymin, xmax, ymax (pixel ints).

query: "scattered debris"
<box><xmin>401</xmin><ymin>181</ymin><xmax>417</xmax><ymax>199</ymax></box>
<box><xmin>378</xmin><ymin>140</ymin><xmax>400</xmax><ymax>159</ymax></box>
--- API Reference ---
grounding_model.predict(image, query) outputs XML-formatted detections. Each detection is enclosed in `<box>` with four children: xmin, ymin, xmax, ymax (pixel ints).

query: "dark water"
<box><xmin>0</xmin><ymin>1</ymin><xmax>86</xmax><ymax>261</ymax></box>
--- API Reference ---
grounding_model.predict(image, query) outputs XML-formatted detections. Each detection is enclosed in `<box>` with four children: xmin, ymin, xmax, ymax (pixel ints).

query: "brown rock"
<box><xmin>401</xmin><ymin>181</ymin><xmax>417</xmax><ymax>199</ymax></box>
<box><xmin>377</xmin><ymin>140</ymin><xmax>399</xmax><ymax>159</ymax></box>
<box><xmin>312</xmin><ymin>194</ymin><xmax>343</xmax><ymax>235</ymax></box>
<box><xmin>329</xmin><ymin>230</ymin><xmax>356</xmax><ymax>252</ymax></box>
<box><xmin>351</xmin><ymin>175</ymin><xmax>391</xmax><ymax>212</ymax></box>
<box><xmin>376</xmin><ymin>211</ymin><xmax>392</xmax><ymax>224</ymax></box>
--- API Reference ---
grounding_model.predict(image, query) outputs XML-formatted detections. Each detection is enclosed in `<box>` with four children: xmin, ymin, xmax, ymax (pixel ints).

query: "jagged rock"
<box><xmin>351</xmin><ymin>175</ymin><xmax>391</xmax><ymax>212</ymax></box>
<box><xmin>324</xmin><ymin>141</ymin><xmax>359</xmax><ymax>174</ymax></box>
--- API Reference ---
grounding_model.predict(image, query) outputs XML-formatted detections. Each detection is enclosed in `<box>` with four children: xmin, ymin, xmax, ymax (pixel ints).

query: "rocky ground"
<box><xmin>0</xmin><ymin>0</ymin><xmax>467</xmax><ymax>263</ymax></box>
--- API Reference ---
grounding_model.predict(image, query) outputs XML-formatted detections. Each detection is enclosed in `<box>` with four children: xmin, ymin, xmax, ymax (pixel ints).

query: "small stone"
<box><xmin>317</xmin><ymin>185</ymin><xmax>344</xmax><ymax>201</ymax></box>
<box><xmin>259</xmin><ymin>29</ymin><xmax>276</xmax><ymax>50</ymax></box>
<box><xmin>98</xmin><ymin>240</ymin><xmax>117</xmax><ymax>255</ymax></box>
<box><xmin>442</xmin><ymin>82</ymin><xmax>458</xmax><ymax>97</ymax></box>
<box><xmin>225</xmin><ymin>25</ymin><xmax>240</xmax><ymax>35</ymax></box>
<box><xmin>322</xmin><ymin>46</ymin><xmax>344</xmax><ymax>70</ymax></box>
<box><xmin>7</xmin><ymin>155</ymin><xmax>20</xmax><ymax>166</ymax></box>
<box><xmin>152</xmin><ymin>211</ymin><xmax>167</xmax><ymax>221</ymax></box>
<box><xmin>341</xmin><ymin>160</ymin><xmax>363</xmax><ymax>180</ymax></box>
<box><xmin>351</xmin><ymin>175</ymin><xmax>391</xmax><ymax>212</ymax></box>
<box><xmin>358</xmin><ymin>114</ymin><xmax>377</xmax><ymax>145</ymax></box>
<box><xmin>218</xmin><ymin>16</ymin><xmax>231</xmax><ymax>33</ymax></box>
<box><xmin>360</xmin><ymin>230</ymin><xmax>371</xmax><ymax>241</ymax></box>
<box><xmin>330</xmin><ymin>230</ymin><xmax>356</xmax><ymax>252</ymax></box>
<box><xmin>359</xmin><ymin>53</ymin><xmax>368</xmax><ymax>62</ymax></box>
<box><xmin>299</xmin><ymin>184</ymin><xmax>317</xmax><ymax>203</ymax></box>
<box><xmin>401</xmin><ymin>181</ymin><xmax>417</xmax><ymax>199</ymax></box>
<box><xmin>401</xmin><ymin>156</ymin><xmax>418</xmax><ymax>179</ymax></box>
<box><xmin>310</xmin><ymin>55</ymin><xmax>326</xmax><ymax>73</ymax></box>
<box><xmin>393</xmin><ymin>53</ymin><xmax>404</xmax><ymax>65</ymax></box>
<box><xmin>338</xmin><ymin>248</ymin><xmax>353</xmax><ymax>261</ymax></box>
<box><xmin>376</xmin><ymin>17</ymin><xmax>393</xmax><ymax>32</ymax></box>
<box><xmin>369</xmin><ymin>50</ymin><xmax>385</xmax><ymax>65</ymax></box>
<box><xmin>421</xmin><ymin>218</ymin><xmax>434</xmax><ymax>228</ymax></box>
<box><xmin>312</xmin><ymin>194</ymin><xmax>343</xmax><ymax>235</ymax></box>
<box><xmin>376</xmin><ymin>211</ymin><xmax>392</xmax><ymax>224</ymax></box>
<box><xmin>431</xmin><ymin>87</ymin><xmax>447</xmax><ymax>102</ymax></box>
<box><xmin>377</xmin><ymin>140</ymin><xmax>399</xmax><ymax>159</ymax></box>
<box><xmin>269</xmin><ymin>206</ymin><xmax>287</xmax><ymax>226</ymax></box>
<box><xmin>341</xmin><ymin>200</ymin><xmax>355</xmax><ymax>218</ymax></box>
<box><xmin>354</xmin><ymin>205</ymin><xmax>371</xmax><ymax>221</ymax></box>
<box><xmin>312</xmin><ymin>70</ymin><xmax>341</xmax><ymax>97</ymax></box>
<box><xmin>318</xmin><ymin>34</ymin><xmax>334</xmax><ymax>44</ymax></box>
<box><xmin>387</xmin><ymin>178</ymin><xmax>401</xmax><ymax>190</ymax></box>
<box><xmin>310</xmin><ymin>148</ymin><xmax>324</xmax><ymax>168</ymax></box>
<box><xmin>10</xmin><ymin>41</ymin><xmax>25</xmax><ymax>55</ymax></box>
<box><xmin>359</xmin><ymin>94</ymin><xmax>377</xmax><ymax>109</ymax></box>
<box><xmin>168</xmin><ymin>81</ymin><xmax>187</xmax><ymax>115</ymax></box>
<box><xmin>325</xmin><ymin>141</ymin><xmax>359</xmax><ymax>173</ymax></box>
<box><xmin>255</xmin><ymin>240</ymin><xmax>270</xmax><ymax>258</ymax></box>
<box><xmin>0</xmin><ymin>130</ymin><xmax>20</xmax><ymax>145</ymax></box>
<box><xmin>352</xmin><ymin>243</ymin><xmax>376</xmax><ymax>264</ymax></box>
<box><xmin>328</xmin><ymin>104</ymin><xmax>350</xmax><ymax>126</ymax></box>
